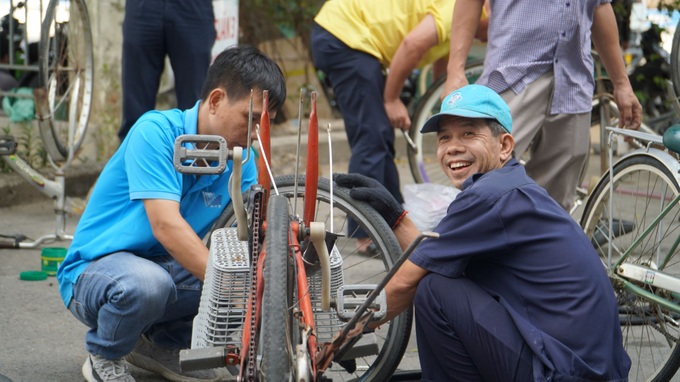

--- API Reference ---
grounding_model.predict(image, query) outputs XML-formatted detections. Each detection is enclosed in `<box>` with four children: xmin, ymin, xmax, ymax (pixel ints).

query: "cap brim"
<box><xmin>419</xmin><ymin>109</ymin><xmax>498</xmax><ymax>134</ymax></box>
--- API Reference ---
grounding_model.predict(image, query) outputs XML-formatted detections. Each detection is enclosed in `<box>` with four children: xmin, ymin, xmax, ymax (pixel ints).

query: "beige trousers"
<box><xmin>501</xmin><ymin>71</ymin><xmax>591</xmax><ymax>211</ymax></box>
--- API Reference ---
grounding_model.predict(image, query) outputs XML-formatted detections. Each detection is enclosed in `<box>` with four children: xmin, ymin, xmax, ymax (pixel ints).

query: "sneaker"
<box><xmin>124</xmin><ymin>336</ymin><xmax>222</xmax><ymax>382</ymax></box>
<box><xmin>82</xmin><ymin>354</ymin><xmax>136</xmax><ymax>382</ymax></box>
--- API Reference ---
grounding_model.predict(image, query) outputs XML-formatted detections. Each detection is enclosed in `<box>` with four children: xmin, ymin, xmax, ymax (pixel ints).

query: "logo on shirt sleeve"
<box><xmin>202</xmin><ymin>191</ymin><xmax>222</xmax><ymax>208</ymax></box>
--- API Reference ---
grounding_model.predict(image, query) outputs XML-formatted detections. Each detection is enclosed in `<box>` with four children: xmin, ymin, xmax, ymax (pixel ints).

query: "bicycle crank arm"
<box><xmin>173</xmin><ymin>135</ymin><xmax>228</xmax><ymax>174</ymax></box>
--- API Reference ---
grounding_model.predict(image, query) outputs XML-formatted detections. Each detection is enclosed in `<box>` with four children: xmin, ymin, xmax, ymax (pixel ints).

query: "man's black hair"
<box><xmin>200</xmin><ymin>45</ymin><xmax>286</xmax><ymax>111</ymax></box>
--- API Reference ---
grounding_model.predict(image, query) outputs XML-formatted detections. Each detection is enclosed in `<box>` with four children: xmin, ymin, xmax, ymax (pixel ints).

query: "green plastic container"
<box><xmin>41</xmin><ymin>247</ymin><xmax>66</xmax><ymax>276</ymax></box>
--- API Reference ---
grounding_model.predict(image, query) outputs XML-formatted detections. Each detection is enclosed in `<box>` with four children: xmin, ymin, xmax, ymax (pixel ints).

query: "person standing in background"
<box><xmin>311</xmin><ymin>0</ymin><xmax>488</xmax><ymax>252</ymax></box>
<box><xmin>119</xmin><ymin>0</ymin><xmax>216</xmax><ymax>142</ymax></box>
<box><xmin>443</xmin><ymin>0</ymin><xmax>642</xmax><ymax>211</ymax></box>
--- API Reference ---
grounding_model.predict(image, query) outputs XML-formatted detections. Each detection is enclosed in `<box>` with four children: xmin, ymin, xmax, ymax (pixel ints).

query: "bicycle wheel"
<box><xmin>214</xmin><ymin>175</ymin><xmax>412</xmax><ymax>382</ymax></box>
<box><xmin>260</xmin><ymin>194</ymin><xmax>295</xmax><ymax>381</ymax></box>
<box><xmin>38</xmin><ymin>0</ymin><xmax>94</xmax><ymax>162</ymax></box>
<box><xmin>407</xmin><ymin>60</ymin><xmax>484</xmax><ymax>184</ymax></box>
<box><xmin>580</xmin><ymin>153</ymin><xmax>680</xmax><ymax>382</ymax></box>
<box><xmin>670</xmin><ymin>18</ymin><xmax>680</xmax><ymax>101</ymax></box>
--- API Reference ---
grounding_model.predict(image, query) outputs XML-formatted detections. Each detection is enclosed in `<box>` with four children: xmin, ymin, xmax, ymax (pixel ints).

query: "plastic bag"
<box><xmin>403</xmin><ymin>183</ymin><xmax>460</xmax><ymax>232</ymax></box>
<box><xmin>2</xmin><ymin>87</ymin><xmax>35</xmax><ymax>123</ymax></box>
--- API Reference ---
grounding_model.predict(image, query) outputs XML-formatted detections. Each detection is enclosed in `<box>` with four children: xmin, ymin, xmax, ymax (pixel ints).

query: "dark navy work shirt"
<box><xmin>410</xmin><ymin>159</ymin><xmax>630</xmax><ymax>381</ymax></box>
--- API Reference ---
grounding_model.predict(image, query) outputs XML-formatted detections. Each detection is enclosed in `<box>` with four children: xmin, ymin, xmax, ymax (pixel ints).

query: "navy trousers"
<box><xmin>311</xmin><ymin>24</ymin><xmax>404</xmax><ymax>205</ymax></box>
<box><xmin>414</xmin><ymin>274</ymin><xmax>534</xmax><ymax>381</ymax></box>
<box><xmin>119</xmin><ymin>0</ymin><xmax>215</xmax><ymax>141</ymax></box>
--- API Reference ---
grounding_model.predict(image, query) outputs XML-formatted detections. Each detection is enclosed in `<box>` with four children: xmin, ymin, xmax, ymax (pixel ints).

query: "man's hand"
<box><xmin>384</xmin><ymin>98</ymin><xmax>411</xmax><ymax>132</ymax></box>
<box><xmin>333</xmin><ymin>173</ymin><xmax>407</xmax><ymax>228</ymax></box>
<box><xmin>613</xmin><ymin>85</ymin><xmax>642</xmax><ymax>130</ymax></box>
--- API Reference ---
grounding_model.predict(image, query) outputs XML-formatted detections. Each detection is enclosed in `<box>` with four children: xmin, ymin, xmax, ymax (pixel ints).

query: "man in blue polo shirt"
<box><xmin>335</xmin><ymin>84</ymin><xmax>630</xmax><ymax>381</ymax></box>
<box><xmin>57</xmin><ymin>45</ymin><xmax>286</xmax><ymax>382</ymax></box>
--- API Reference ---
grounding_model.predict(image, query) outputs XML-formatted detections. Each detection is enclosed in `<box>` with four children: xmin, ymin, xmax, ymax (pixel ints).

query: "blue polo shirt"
<box><xmin>57</xmin><ymin>101</ymin><xmax>257</xmax><ymax>307</ymax></box>
<box><xmin>410</xmin><ymin>159</ymin><xmax>630</xmax><ymax>381</ymax></box>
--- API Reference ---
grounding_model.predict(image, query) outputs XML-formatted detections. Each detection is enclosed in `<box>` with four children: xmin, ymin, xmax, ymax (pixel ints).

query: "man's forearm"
<box><xmin>445</xmin><ymin>0</ymin><xmax>484</xmax><ymax>95</ymax></box>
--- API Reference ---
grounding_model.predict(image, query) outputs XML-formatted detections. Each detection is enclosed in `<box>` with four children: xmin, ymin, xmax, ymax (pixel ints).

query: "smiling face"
<box><xmin>435</xmin><ymin>115</ymin><xmax>514</xmax><ymax>189</ymax></box>
<box><xmin>198</xmin><ymin>88</ymin><xmax>276</xmax><ymax>149</ymax></box>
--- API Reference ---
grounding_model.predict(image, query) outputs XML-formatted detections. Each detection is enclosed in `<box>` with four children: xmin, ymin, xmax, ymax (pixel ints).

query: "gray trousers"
<box><xmin>501</xmin><ymin>71</ymin><xmax>591</xmax><ymax>211</ymax></box>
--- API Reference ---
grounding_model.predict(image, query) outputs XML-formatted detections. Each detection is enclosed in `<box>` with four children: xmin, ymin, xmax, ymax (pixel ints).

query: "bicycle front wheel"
<box><xmin>580</xmin><ymin>153</ymin><xmax>680</xmax><ymax>382</ymax></box>
<box><xmin>260</xmin><ymin>194</ymin><xmax>295</xmax><ymax>381</ymax></box>
<box><xmin>214</xmin><ymin>175</ymin><xmax>411</xmax><ymax>381</ymax></box>
<box><xmin>407</xmin><ymin>60</ymin><xmax>484</xmax><ymax>184</ymax></box>
<box><xmin>38</xmin><ymin>0</ymin><xmax>94</xmax><ymax>162</ymax></box>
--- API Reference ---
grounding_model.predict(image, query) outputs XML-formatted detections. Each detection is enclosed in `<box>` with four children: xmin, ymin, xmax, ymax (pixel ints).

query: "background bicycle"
<box><xmin>0</xmin><ymin>0</ymin><xmax>93</xmax><ymax>249</ymax></box>
<box><xmin>571</xmin><ymin>10</ymin><xmax>680</xmax><ymax>382</ymax></box>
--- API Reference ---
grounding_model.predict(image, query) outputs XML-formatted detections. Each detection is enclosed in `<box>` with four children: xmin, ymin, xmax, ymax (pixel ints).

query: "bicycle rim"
<box><xmin>38</xmin><ymin>0</ymin><xmax>93</xmax><ymax>161</ymax></box>
<box><xmin>214</xmin><ymin>175</ymin><xmax>412</xmax><ymax>381</ymax></box>
<box><xmin>581</xmin><ymin>154</ymin><xmax>680</xmax><ymax>382</ymax></box>
<box><xmin>407</xmin><ymin>60</ymin><xmax>484</xmax><ymax>184</ymax></box>
<box><xmin>260</xmin><ymin>194</ymin><xmax>294</xmax><ymax>381</ymax></box>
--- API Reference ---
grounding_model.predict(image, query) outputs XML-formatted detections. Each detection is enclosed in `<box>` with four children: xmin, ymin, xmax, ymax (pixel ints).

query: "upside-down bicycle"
<box><xmin>173</xmin><ymin>90</ymin><xmax>435</xmax><ymax>381</ymax></box>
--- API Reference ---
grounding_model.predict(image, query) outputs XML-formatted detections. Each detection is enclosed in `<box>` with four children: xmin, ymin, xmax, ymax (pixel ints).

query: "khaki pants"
<box><xmin>501</xmin><ymin>71</ymin><xmax>591</xmax><ymax>211</ymax></box>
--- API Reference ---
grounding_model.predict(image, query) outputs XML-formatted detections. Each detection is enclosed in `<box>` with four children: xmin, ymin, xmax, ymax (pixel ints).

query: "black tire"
<box><xmin>670</xmin><ymin>18</ymin><xmax>680</xmax><ymax>103</ymax></box>
<box><xmin>407</xmin><ymin>61</ymin><xmax>485</xmax><ymax>184</ymax></box>
<box><xmin>580</xmin><ymin>153</ymin><xmax>680</xmax><ymax>382</ymax></box>
<box><xmin>38</xmin><ymin>0</ymin><xmax>93</xmax><ymax>162</ymax></box>
<box><xmin>213</xmin><ymin>175</ymin><xmax>411</xmax><ymax>382</ymax></box>
<box><xmin>260</xmin><ymin>194</ymin><xmax>294</xmax><ymax>381</ymax></box>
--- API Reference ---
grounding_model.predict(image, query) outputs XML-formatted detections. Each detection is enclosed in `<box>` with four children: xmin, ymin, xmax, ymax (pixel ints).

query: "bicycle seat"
<box><xmin>662</xmin><ymin>124</ymin><xmax>680</xmax><ymax>154</ymax></box>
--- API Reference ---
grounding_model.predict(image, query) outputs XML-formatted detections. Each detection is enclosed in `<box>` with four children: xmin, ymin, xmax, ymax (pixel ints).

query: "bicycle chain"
<box><xmin>244</xmin><ymin>187</ymin><xmax>263</xmax><ymax>382</ymax></box>
<box><xmin>618</xmin><ymin>284</ymin><xmax>680</xmax><ymax>344</ymax></box>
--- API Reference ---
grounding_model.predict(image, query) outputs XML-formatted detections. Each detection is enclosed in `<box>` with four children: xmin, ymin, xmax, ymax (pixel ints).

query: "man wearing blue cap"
<box><xmin>334</xmin><ymin>84</ymin><xmax>629</xmax><ymax>381</ymax></box>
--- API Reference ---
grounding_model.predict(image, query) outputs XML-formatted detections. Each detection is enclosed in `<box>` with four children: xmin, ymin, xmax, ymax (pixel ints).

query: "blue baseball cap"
<box><xmin>420</xmin><ymin>84</ymin><xmax>512</xmax><ymax>134</ymax></box>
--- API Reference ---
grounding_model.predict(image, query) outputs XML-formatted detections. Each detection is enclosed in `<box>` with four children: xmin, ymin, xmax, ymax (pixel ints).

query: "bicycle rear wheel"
<box><xmin>37</xmin><ymin>0</ymin><xmax>93</xmax><ymax>162</ymax></box>
<box><xmin>407</xmin><ymin>60</ymin><xmax>484</xmax><ymax>184</ymax></box>
<box><xmin>260</xmin><ymin>194</ymin><xmax>295</xmax><ymax>381</ymax></box>
<box><xmin>214</xmin><ymin>175</ymin><xmax>412</xmax><ymax>381</ymax></box>
<box><xmin>580</xmin><ymin>153</ymin><xmax>680</xmax><ymax>382</ymax></box>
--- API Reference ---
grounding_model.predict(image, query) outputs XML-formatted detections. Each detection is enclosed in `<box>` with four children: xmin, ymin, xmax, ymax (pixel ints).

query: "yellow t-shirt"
<box><xmin>314</xmin><ymin>0</ymin><xmax>482</xmax><ymax>68</ymax></box>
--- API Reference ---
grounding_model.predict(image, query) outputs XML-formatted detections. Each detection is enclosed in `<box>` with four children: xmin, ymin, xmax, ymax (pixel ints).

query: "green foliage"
<box><xmin>239</xmin><ymin>0</ymin><xmax>325</xmax><ymax>58</ymax></box>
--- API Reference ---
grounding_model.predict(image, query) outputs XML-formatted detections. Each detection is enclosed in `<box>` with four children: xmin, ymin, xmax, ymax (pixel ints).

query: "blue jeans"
<box><xmin>68</xmin><ymin>252</ymin><xmax>202</xmax><ymax>360</ymax></box>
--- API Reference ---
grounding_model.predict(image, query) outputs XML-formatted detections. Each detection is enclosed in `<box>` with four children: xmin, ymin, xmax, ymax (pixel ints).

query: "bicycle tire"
<box><xmin>213</xmin><ymin>175</ymin><xmax>412</xmax><ymax>381</ymax></box>
<box><xmin>670</xmin><ymin>18</ymin><xmax>680</xmax><ymax>103</ymax></box>
<box><xmin>260</xmin><ymin>194</ymin><xmax>294</xmax><ymax>381</ymax></box>
<box><xmin>407</xmin><ymin>60</ymin><xmax>485</xmax><ymax>184</ymax></box>
<box><xmin>580</xmin><ymin>152</ymin><xmax>680</xmax><ymax>382</ymax></box>
<box><xmin>38</xmin><ymin>0</ymin><xmax>94</xmax><ymax>162</ymax></box>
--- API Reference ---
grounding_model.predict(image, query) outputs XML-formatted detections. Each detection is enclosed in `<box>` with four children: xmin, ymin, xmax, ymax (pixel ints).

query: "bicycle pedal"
<box><xmin>179</xmin><ymin>347</ymin><xmax>233</xmax><ymax>372</ymax></box>
<box><xmin>0</xmin><ymin>135</ymin><xmax>17</xmax><ymax>155</ymax></box>
<box><xmin>173</xmin><ymin>134</ymin><xmax>228</xmax><ymax>174</ymax></box>
<box><xmin>335</xmin><ymin>284</ymin><xmax>386</xmax><ymax>322</ymax></box>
